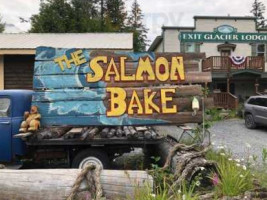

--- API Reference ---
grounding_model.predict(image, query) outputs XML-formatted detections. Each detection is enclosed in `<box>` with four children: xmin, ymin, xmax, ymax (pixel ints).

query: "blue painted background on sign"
<box><xmin>33</xmin><ymin>46</ymin><xmax>168</xmax><ymax>126</ymax></box>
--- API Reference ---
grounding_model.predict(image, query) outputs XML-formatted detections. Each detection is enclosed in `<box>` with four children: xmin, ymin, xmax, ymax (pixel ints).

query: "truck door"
<box><xmin>0</xmin><ymin>97</ymin><xmax>12</xmax><ymax>162</ymax></box>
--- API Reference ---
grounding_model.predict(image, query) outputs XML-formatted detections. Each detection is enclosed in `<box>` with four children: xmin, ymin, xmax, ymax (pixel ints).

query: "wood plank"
<box><xmin>32</xmin><ymin>97</ymin><xmax>213</xmax><ymax>118</ymax></box>
<box><xmin>34</xmin><ymin>60</ymin><xmax>199</xmax><ymax>75</ymax></box>
<box><xmin>35</xmin><ymin>47</ymin><xmax>205</xmax><ymax>61</ymax></box>
<box><xmin>38</xmin><ymin>112</ymin><xmax>203</xmax><ymax>126</ymax></box>
<box><xmin>33</xmin><ymin>72</ymin><xmax>211</xmax><ymax>89</ymax></box>
<box><xmin>32</xmin><ymin>85</ymin><xmax>203</xmax><ymax>102</ymax></box>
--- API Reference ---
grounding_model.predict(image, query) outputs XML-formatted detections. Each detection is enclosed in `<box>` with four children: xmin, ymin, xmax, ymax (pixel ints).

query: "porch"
<box><xmin>202</xmin><ymin>56</ymin><xmax>265</xmax><ymax>72</ymax></box>
<box><xmin>202</xmin><ymin>56</ymin><xmax>266</xmax><ymax>110</ymax></box>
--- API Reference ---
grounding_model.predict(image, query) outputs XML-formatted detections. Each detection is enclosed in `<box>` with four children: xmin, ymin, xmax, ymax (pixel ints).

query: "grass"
<box><xmin>206</xmin><ymin>148</ymin><xmax>254</xmax><ymax>197</ymax></box>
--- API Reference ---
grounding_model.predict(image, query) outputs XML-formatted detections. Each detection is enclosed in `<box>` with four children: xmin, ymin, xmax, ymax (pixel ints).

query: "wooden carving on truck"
<box><xmin>32</xmin><ymin>47</ymin><xmax>211</xmax><ymax>126</ymax></box>
<box><xmin>19</xmin><ymin>105</ymin><xmax>41</xmax><ymax>133</ymax></box>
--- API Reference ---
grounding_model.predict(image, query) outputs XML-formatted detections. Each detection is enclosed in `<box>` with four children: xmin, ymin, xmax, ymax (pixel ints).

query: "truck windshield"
<box><xmin>0</xmin><ymin>98</ymin><xmax>10</xmax><ymax>117</ymax></box>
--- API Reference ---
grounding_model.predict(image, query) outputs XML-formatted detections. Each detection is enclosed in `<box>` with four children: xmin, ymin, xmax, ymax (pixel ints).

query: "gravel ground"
<box><xmin>210</xmin><ymin>118</ymin><xmax>267</xmax><ymax>161</ymax></box>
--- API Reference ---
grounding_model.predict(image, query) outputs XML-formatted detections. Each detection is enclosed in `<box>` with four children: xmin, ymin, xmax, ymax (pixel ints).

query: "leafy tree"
<box><xmin>127</xmin><ymin>0</ymin><xmax>148</xmax><ymax>51</ymax></box>
<box><xmin>30</xmin><ymin>0</ymin><xmax>75</xmax><ymax>33</ymax></box>
<box><xmin>0</xmin><ymin>15</ymin><xmax>5</xmax><ymax>33</ymax></box>
<box><xmin>251</xmin><ymin>0</ymin><xmax>266</xmax><ymax>28</ymax></box>
<box><xmin>105</xmin><ymin>0</ymin><xmax>127</xmax><ymax>31</ymax></box>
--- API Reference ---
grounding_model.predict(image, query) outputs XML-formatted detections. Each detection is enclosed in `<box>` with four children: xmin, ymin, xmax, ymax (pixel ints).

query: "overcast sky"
<box><xmin>0</xmin><ymin>0</ymin><xmax>266</xmax><ymax>44</ymax></box>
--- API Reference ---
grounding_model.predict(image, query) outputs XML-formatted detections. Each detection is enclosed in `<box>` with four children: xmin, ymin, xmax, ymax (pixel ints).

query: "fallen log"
<box><xmin>0</xmin><ymin>169</ymin><xmax>153</xmax><ymax>200</ymax></box>
<box><xmin>153</xmin><ymin>126</ymin><xmax>216</xmax><ymax>193</ymax></box>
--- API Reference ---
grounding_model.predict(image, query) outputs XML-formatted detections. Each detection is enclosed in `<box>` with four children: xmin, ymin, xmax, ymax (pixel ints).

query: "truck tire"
<box><xmin>245</xmin><ymin>114</ymin><xmax>257</xmax><ymax>129</ymax></box>
<box><xmin>72</xmin><ymin>149</ymin><xmax>110</xmax><ymax>169</ymax></box>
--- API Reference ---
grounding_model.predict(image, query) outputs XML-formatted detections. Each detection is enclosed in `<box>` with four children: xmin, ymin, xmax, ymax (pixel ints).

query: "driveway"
<box><xmin>210</xmin><ymin>118</ymin><xmax>267</xmax><ymax>162</ymax></box>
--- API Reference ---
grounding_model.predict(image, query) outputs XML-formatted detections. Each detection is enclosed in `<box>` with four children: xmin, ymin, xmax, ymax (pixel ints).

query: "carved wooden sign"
<box><xmin>32</xmin><ymin>47</ymin><xmax>211</xmax><ymax>126</ymax></box>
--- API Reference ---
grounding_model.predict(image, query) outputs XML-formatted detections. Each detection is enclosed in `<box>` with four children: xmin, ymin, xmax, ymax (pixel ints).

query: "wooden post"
<box><xmin>255</xmin><ymin>78</ymin><xmax>259</xmax><ymax>94</ymax></box>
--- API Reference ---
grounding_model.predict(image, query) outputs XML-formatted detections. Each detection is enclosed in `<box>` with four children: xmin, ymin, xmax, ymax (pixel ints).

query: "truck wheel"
<box><xmin>245</xmin><ymin>114</ymin><xmax>257</xmax><ymax>129</ymax></box>
<box><xmin>72</xmin><ymin>149</ymin><xmax>110</xmax><ymax>169</ymax></box>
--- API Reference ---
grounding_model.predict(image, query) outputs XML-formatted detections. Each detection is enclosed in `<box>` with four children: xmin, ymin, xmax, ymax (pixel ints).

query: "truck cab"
<box><xmin>0</xmin><ymin>90</ymin><xmax>33</xmax><ymax>163</ymax></box>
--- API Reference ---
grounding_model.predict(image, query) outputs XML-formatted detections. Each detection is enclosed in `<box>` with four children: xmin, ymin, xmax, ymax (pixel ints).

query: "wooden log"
<box><xmin>128</xmin><ymin>126</ymin><xmax>138</xmax><ymax>139</ymax></box>
<box><xmin>123</xmin><ymin>126</ymin><xmax>132</xmax><ymax>139</ymax></box>
<box><xmin>64</xmin><ymin>128</ymin><xmax>84</xmax><ymax>139</ymax></box>
<box><xmin>80</xmin><ymin>127</ymin><xmax>93</xmax><ymax>140</ymax></box>
<box><xmin>37</xmin><ymin>129</ymin><xmax>52</xmax><ymax>140</ymax></box>
<box><xmin>50</xmin><ymin>127</ymin><xmax>72</xmax><ymax>138</ymax></box>
<box><xmin>100</xmin><ymin>127</ymin><xmax>110</xmax><ymax>138</ymax></box>
<box><xmin>0</xmin><ymin>169</ymin><xmax>153</xmax><ymax>200</ymax></box>
<box><xmin>13</xmin><ymin>132</ymin><xmax>34</xmax><ymax>139</ymax></box>
<box><xmin>150</xmin><ymin>130</ymin><xmax>157</xmax><ymax>139</ymax></box>
<box><xmin>33</xmin><ymin>72</ymin><xmax>211</xmax><ymax>89</ymax></box>
<box><xmin>33</xmin><ymin>85</ymin><xmax>204</xmax><ymax>102</ymax></box>
<box><xmin>87</xmin><ymin>127</ymin><xmax>100</xmax><ymax>139</ymax></box>
<box><xmin>144</xmin><ymin>131</ymin><xmax>152</xmax><ymax>139</ymax></box>
<box><xmin>115</xmin><ymin>127</ymin><xmax>123</xmax><ymax>137</ymax></box>
<box><xmin>107</xmin><ymin>128</ymin><xmax>116</xmax><ymax>138</ymax></box>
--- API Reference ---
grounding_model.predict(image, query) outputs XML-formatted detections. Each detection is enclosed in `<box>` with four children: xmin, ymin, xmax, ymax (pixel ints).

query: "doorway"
<box><xmin>221</xmin><ymin>50</ymin><xmax>231</xmax><ymax>57</ymax></box>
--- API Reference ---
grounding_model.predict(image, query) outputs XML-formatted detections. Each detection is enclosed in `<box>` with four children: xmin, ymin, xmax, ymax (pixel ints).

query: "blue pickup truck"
<box><xmin>0</xmin><ymin>90</ymin><xmax>32</xmax><ymax>163</ymax></box>
<box><xmin>0</xmin><ymin>90</ymin><xmax>162</xmax><ymax>168</ymax></box>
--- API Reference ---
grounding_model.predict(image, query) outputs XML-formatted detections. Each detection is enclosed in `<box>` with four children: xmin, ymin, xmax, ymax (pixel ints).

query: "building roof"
<box><xmin>162</xmin><ymin>26</ymin><xmax>194</xmax><ymax>30</ymax></box>
<box><xmin>194</xmin><ymin>15</ymin><xmax>256</xmax><ymax>20</ymax></box>
<box><xmin>0</xmin><ymin>33</ymin><xmax>133</xmax><ymax>50</ymax></box>
<box><xmin>148</xmin><ymin>36</ymin><xmax>163</xmax><ymax>52</ymax></box>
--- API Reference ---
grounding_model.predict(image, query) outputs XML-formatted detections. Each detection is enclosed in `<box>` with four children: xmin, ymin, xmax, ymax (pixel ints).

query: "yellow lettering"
<box><xmin>87</xmin><ymin>56</ymin><xmax>106</xmax><ymax>82</ymax></box>
<box><xmin>120</xmin><ymin>57</ymin><xmax>135</xmax><ymax>81</ymax></box>
<box><xmin>161</xmin><ymin>88</ymin><xmax>177</xmax><ymax>113</ymax></box>
<box><xmin>71</xmin><ymin>50</ymin><xmax>86</xmax><ymax>66</ymax></box>
<box><xmin>136</xmin><ymin>57</ymin><xmax>156</xmax><ymax>81</ymax></box>
<box><xmin>144</xmin><ymin>89</ymin><xmax>160</xmax><ymax>114</ymax></box>
<box><xmin>105</xmin><ymin>58</ymin><xmax>120</xmax><ymax>81</ymax></box>
<box><xmin>54</xmin><ymin>55</ymin><xmax>68</xmax><ymax>71</ymax></box>
<box><xmin>128</xmin><ymin>90</ymin><xmax>143</xmax><ymax>115</ymax></box>
<box><xmin>155</xmin><ymin>57</ymin><xmax>169</xmax><ymax>81</ymax></box>
<box><xmin>170</xmin><ymin>57</ymin><xmax>185</xmax><ymax>81</ymax></box>
<box><xmin>107</xmin><ymin>87</ymin><xmax>126</xmax><ymax>117</ymax></box>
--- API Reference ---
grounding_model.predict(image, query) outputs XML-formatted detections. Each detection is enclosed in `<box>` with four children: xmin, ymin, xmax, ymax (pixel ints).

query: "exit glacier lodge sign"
<box><xmin>180</xmin><ymin>25</ymin><xmax>267</xmax><ymax>43</ymax></box>
<box><xmin>32</xmin><ymin>47</ymin><xmax>209</xmax><ymax>126</ymax></box>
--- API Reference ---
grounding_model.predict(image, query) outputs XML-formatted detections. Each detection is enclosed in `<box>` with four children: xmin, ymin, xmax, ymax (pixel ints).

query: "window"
<box><xmin>181</xmin><ymin>43</ymin><xmax>200</xmax><ymax>53</ymax></box>
<box><xmin>0</xmin><ymin>98</ymin><xmax>10</xmax><ymax>117</ymax></box>
<box><xmin>185</xmin><ymin>43</ymin><xmax>196</xmax><ymax>53</ymax></box>
<box><xmin>256</xmin><ymin>44</ymin><xmax>265</xmax><ymax>57</ymax></box>
<box><xmin>248</xmin><ymin>97</ymin><xmax>267</xmax><ymax>107</ymax></box>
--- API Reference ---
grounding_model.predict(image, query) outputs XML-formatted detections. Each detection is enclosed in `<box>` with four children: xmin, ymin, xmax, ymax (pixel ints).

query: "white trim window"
<box><xmin>180</xmin><ymin>42</ymin><xmax>200</xmax><ymax>53</ymax></box>
<box><xmin>256</xmin><ymin>44</ymin><xmax>265</xmax><ymax>57</ymax></box>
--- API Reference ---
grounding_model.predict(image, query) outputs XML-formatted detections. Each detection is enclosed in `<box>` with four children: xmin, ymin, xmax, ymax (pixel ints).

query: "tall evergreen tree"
<box><xmin>105</xmin><ymin>0</ymin><xmax>127</xmax><ymax>31</ymax></box>
<box><xmin>251</xmin><ymin>0</ymin><xmax>266</xmax><ymax>28</ymax></box>
<box><xmin>70</xmin><ymin>0</ymin><xmax>102</xmax><ymax>32</ymax></box>
<box><xmin>127</xmin><ymin>0</ymin><xmax>148</xmax><ymax>51</ymax></box>
<box><xmin>30</xmin><ymin>0</ymin><xmax>75</xmax><ymax>33</ymax></box>
<box><xmin>0</xmin><ymin>15</ymin><xmax>5</xmax><ymax>33</ymax></box>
